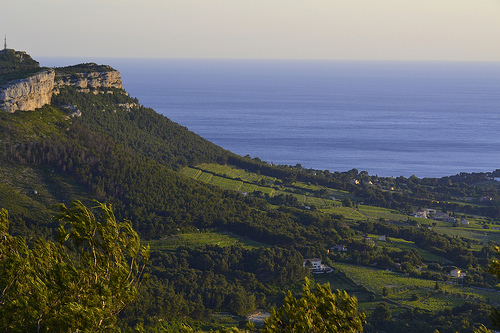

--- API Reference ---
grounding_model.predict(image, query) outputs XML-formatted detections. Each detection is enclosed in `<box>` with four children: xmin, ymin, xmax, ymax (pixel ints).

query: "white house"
<box><xmin>303</xmin><ymin>258</ymin><xmax>322</xmax><ymax>270</ymax></box>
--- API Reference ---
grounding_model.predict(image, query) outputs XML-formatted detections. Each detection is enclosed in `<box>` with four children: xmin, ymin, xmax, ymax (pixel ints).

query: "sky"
<box><xmin>2</xmin><ymin>0</ymin><xmax>500</xmax><ymax>61</ymax></box>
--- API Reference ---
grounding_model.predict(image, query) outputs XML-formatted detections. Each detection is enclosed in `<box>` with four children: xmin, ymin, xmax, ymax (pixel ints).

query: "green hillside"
<box><xmin>1</xmin><ymin>54</ymin><xmax>500</xmax><ymax>332</ymax></box>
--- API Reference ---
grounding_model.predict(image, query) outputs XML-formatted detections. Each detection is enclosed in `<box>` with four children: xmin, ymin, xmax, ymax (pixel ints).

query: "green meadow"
<box><xmin>148</xmin><ymin>231</ymin><xmax>269</xmax><ymax>252</ymax></box>
<box><xmin>332</xmin><ymin>262</ymin><xmax>500</xmax><ymax>312</ymax></box>
<box><xmin>367</xmin><ymin>235</ymin><xmax>452</xmax><ymax>264</ymax></box>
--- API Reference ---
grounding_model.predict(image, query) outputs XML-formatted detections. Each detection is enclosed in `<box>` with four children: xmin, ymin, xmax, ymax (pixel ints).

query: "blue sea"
<box><xmin>40</xmin><ymin>58</ymin><xmax>500</xmax><ymax>178</ymax></box>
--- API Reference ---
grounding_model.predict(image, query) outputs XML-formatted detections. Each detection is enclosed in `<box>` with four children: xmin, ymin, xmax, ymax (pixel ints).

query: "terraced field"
<box><xmin>332</xmin><ymin>262</ymin><xmax>500</xmax><ymax>311</ymax></box>
<box><xmin>209</xmin><ymin>175</ymin><xmax>243</xmax><ymax>190</ymax></box>
<box><xmin>149</xmin><ymin>231</ymin><xmax>269</xmax><ymax>252</ymax></box>
<box><xmin>435</xmin><ymin>227</ymin><xmax>500</xmax><ymax>244</ymax></box>
<box><xmin>321</xmin><ymin>207</ymin><xmax>367</xmax><ymax>220</ymax></box>
<box><xmin>358</xmin><ymin>205</ymin><xmax>407</xmax><ymax>221</ymax></box>
<box><xmin>367</xmin><ymin>235</ymin><xmax>452</xmax><ymax>264</ymax></box>
<box><xmin>182</xmin><ymin>165</ymin><xmax>337</xmax><ymax>207</ymax></box>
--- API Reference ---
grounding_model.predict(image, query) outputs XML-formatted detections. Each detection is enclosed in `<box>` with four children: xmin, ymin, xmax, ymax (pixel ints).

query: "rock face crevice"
<box><xmin>0</xmin><ymin>69</ymin><xmax>55</xmax><ymax>113</ymax></box>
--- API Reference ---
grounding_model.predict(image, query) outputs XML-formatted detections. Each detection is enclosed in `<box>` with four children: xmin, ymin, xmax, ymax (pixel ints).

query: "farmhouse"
<box><xmin>303</xmin><ymin>258</ymin><xmax>322</xmax><ymax>270</ymax></box>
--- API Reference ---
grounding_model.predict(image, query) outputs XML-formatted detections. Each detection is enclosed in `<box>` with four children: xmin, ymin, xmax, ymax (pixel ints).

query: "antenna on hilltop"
<box><xmin>3</xmin><ymin>35</ymin><xmax>6</xmax><ymax>50</ymax></box>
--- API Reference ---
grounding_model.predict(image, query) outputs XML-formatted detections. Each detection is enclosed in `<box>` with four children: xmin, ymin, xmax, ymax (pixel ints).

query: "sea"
<box><xmin>40</xmin><ymin>57</ymin><xmax>500</xmax><ymax>178</ymax></box>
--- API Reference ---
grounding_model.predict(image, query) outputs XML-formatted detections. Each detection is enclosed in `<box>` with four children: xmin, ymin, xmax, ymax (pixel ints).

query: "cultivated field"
<box><xmin>332</xmin><ymin>262</ymin><xmax>500</xmax><ymax>311</ymax></box>
<box><xmin>148</xmin><ymin>231</ymin><xmax>269</xmax><ymax>252</ymax></box>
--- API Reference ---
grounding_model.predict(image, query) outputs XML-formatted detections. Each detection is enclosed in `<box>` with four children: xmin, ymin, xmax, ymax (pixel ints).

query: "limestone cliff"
<box><xmin>1</xmin><ymin>54</ymin><xmax>125</xmax><ymax>112</ymax></box>
<box><xmin>54</xmin><ymin>63</ymin><xmax>123</xmax><ymax>92</ymax></box>
<box><xmin>0</xmin><ymin>69</ymin><xmax>55</xmax><ymax>113</ymax></box>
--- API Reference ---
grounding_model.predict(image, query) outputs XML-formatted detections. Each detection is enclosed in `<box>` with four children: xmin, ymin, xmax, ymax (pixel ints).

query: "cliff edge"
<box><xmin>0</xmin><ymin>68</ymin><xmax>55</xmax><ymax>113</ymax></box>
<box><xmin>0</xmin><ymin>50</ymin><xmax>123</xmax><ymax>112</ymax></box>
<box><xmin>54</xmin><ymin>63</ymin><xmax>123</xmax><ymax>92</ymax></box>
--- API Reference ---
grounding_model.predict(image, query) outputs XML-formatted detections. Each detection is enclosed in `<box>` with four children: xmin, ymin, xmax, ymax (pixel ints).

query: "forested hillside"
<box><xmin>1</xmin><ymin>56</ymin><xmax>500</xmax><ymax>332</ymax></box>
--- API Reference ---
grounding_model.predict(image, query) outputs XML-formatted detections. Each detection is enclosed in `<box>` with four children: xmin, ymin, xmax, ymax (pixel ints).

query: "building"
<box><xmin>460</xmin><ymin>218</ymin><xmax>469</xmax><ymax>225</ymax></box>
<box><xmin>413</xmin><ymin>209</ymin><xmax>427</xmax><ymax>219</ymax></box>
<box><xmin>433</xmin><ymin>212</ymin><xmax>456</xmax><ymax>223</ymax></box>
<box><xmin>450</xmin><ymin>269</ymin><xmax>465</xmax><ymax>278</ymax></box>
<box><xmin>303</xmin><ymin>258</ymin><xmax>322</xmax><ymax>270</ymax></box>
<box><xmin>331</xmin><ymin>245</ymin><xmax>348</xmax><ymax>252</ymax></box>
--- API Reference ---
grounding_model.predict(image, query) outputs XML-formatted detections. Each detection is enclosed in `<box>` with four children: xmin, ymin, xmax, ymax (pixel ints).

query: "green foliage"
<box><xmin>488</xmin><ymin>246</ymin><xmax>500</xmax><ymax>330</ymax></box>
<box><xmin>52</xmin><ymin>86</ymin><xmax>231</xmax><ymax>170</ymax></box>
<box><xmin>342</xmin><ymin>198</ymin><xmax>353</xmax><ymax>208</ymax></box>
<box><xmin>0</xmin><ymin>49</ymin><xmax>40</xmax><ymax>77</ymax></box>
<box><xmin>0</xmin><ymin>201</ymin><xmax>149</xmax><ymax>331</ymax></box>
<box><xmin>54</xmin><ymin>62</ymin><xmax>115</xmax><ymax>74</ymax></box>
<box><xmin>1</xmin><ymin>55</ymin><xmax>499</xmax><ymax>331</ymax></box>
<box><xmin>262</xmin><ymin>278</ymin><xmax>365</xmax><ymax>333</ymax></box>
<box><xmin>372</xmin><ymin>302</ymin><xmax>391</xmax><ymax>322</ymax></box>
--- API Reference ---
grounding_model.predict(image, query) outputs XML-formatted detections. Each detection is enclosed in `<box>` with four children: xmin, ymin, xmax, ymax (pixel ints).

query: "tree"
<box><xmin>0</xmin><ymin>201</ymin><xmax>149</xmax><ymax>332</ymax></box>
<box><xmin>487</xmin><ymin>246</ymin><xmax>500</xmax><ymax>330</ymax></box>
<box><xmin>262</xmin><ymin>277</ymin><xmax>365</xmax><ymax>332</ymax></box>
<box><xmin>245</xmin><ymin>320</ymin><xmax>255</xmax><ymax>332</ymax></box>
<box><xmin>372</xmin><ymin>302</ymin><xmax>391</xmax><ymax>322</ymax></box>
<box><xmin>342</xmin><ymin>198</ymin><xmax>353</xmax><ymax>208</ymax></box>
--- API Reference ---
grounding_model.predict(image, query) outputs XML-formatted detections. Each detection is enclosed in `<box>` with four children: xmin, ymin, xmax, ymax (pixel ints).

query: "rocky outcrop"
<box><xmin>0</xmin><ymin>53</ymin><xmax>124</xmax><ymax>113</ymax></box>
<box><xmin>0</xmin><ymin>69</ymin><xmax>55</xmax><ymax>113</ymax></box>
<box><xmin>54</xmin><ymin>65</ymin><xmax>123</xmax><ymax>91</ymax></box>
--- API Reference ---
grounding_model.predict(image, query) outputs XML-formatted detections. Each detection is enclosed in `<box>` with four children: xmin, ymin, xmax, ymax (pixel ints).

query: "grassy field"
<box><xmin>148</xmin><ymin>231</ymin><xmax>269</xmax><ymax>252</ymax></box>
<box><xmin>181</xmin><ymin>167</ymin><xmax>202</xmax><ymax>179</ymax></box>
<box><xmin>197</xmin><ymin>172</ymin><xmax>213</xmax><ymax>183</ymax></box>
<box><xmin>321</xmin><ymin>207</ymin><xmax>367</xmax><ymax>220</ymax></box>
<box><xmin>182</xmin><ymin>165</ymin><xmax>342</xmax><ymax>209</ymax></box>
<box><xmin>182</xmin><ymin>164</ymin><xmax>499</xmax><ymax>248</ymax></box>
<box><xmin>434</xmin><ymin>227</ymin><xmax>500</xmax><ymax>244</ymax></box>
<box><xmin>358</xmin><ymin>205</ymin><xmax>407</xmax><ymax>221</ymax></box>
<box><xmin>332</xmin><ymin>262</ymin><xmax>500</xmax><ymax>311</ymax></box>
<box><xmin>209</xmin><ymin>175</ymin><xmax>243</xmax><ymax>190</ymax></box>
<box><xmin>367</xmin><ymin>235</ymin><xmax>452</xmax><ymax>264</ymax></box>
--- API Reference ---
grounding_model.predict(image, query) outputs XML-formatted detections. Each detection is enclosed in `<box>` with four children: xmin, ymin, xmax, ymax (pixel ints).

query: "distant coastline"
<box><xmin>40</xmin><ymin>58</ymin><xmax>500</xmax><ymax>178</ymax></box>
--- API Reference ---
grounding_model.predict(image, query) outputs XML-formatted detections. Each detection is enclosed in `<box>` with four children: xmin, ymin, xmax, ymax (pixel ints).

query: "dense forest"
<box><xmin>1</xmin><ymin>56</ymin><xmax>500</xmax><ymax>332</ymax></box>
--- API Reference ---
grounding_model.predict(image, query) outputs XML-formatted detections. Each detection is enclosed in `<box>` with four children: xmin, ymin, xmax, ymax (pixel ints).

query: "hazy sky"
<box><xmin>2</xmin><ymin>0</ymin><xmax>500</xmax><ymax>61</ymax></box>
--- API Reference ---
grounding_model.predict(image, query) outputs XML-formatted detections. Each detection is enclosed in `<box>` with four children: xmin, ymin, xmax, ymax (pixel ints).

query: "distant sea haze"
<box><xmin>42</xmin><ymin>58</ymin><xmax>500</xmax><ymax>178</ymax></box>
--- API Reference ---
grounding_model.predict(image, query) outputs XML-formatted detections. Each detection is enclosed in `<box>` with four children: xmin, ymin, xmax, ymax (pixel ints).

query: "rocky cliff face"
<box><xmin>55</xmin><ymin>67</ymin><xmax>123</xmax><ymax>91</ymax></box>
<box><xmin>0</xmin><ymin>56</ymin><xmax>125</xmax><ymax>112</ymax></box>
<box><xmin>0</xmin><ymin>69</ymin><xmax>55</xmax><ymax>113</ymax></box>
